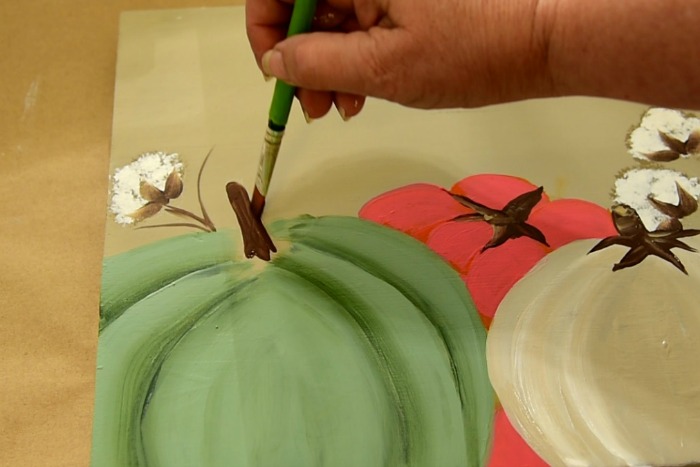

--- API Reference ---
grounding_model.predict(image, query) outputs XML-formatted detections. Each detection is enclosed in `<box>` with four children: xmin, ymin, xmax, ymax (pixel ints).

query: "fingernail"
<box><xmin>261</xmin><ymin>49</ymin><xmax>286</xmax><ymax>80</ymax></box>
<box><xmin>303</xmin><ymin>109</ymin><xmax>314</xmax><ymax>124</ymax></box>
<box><xmin>263</xmin><ymin>73</ymin><xmax>273</xmax><ymax>82</ymax></box>
<box><xmin>337</xmin><ymin>105</ymin><xmax>352</xmax><ymax>122</ymax></box>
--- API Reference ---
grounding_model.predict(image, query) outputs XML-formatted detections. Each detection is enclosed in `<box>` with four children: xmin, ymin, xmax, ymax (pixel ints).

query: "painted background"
<box><xmin>101</xmin><ymin>7</ymin><xmax>700</xmax><ymax>467</ymax></box>
<box><xmin>105</xmin><ymin>7</ymin><xmax>656</xmax><ymax>257</ymax></box>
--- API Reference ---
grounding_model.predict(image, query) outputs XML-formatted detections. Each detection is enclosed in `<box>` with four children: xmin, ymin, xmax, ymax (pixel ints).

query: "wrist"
<box><xmin>543</xmin><ymin>0</ymin><xmax>700</xmax><ymax>108</ymax></box>
<box><xmin>479</xmin><ymin>0</ymin><xmax>561</xmax><ymax>104</ymax></box>
<box><xmin>528</xmin><ymin>0</ymin><xmax>560</xmax><ymax>99</ymax></box>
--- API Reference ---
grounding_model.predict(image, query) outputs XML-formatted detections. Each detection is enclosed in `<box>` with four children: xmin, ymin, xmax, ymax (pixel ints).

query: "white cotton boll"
<box><xmin>141</xmin><ymin>153</ymin><xmax>182</xmax><ymax>190</ymax></box>
<box><xmin>627</xmin><ymin>108</ymin><xmax>700</xmax><ymax>161</ymax></box>
<box><xmin>614</xmin><ymin>168</ymin><xmax>700</xmax><ymax>230</ymax></box>
<box><xmin>109</xmin><ymin>152</ymin><xmax>183</xmax><ymax>225</ymax></box>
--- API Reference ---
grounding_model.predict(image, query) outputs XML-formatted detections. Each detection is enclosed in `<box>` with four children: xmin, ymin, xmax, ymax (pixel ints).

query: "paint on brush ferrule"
<box><xmin>254</xmin><ymin>125</ymin><xmax>285</xmax><ymax>196</ymax></box>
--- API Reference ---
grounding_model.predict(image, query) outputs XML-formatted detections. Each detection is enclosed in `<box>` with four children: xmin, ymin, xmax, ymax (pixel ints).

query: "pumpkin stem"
<box><xmin>226</xmin><ymin>182</ymin><xmax>277</xmax><ymax>261</ymax></box>
<box><xmin>589</xmin><ymin>204</ymin><xmax>700</xmax><ymax>274</ymax></box>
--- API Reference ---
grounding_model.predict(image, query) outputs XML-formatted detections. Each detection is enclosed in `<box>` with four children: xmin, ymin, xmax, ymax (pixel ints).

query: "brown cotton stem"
<box><xmin>136</xmin><ymin>222</ymin><xmax>211</xmax><ymax>233</ymax></box>
<box><xmin>196</xmin><ymin>148</ymin><xmax>216</xmax><ymax>231</ymax></box>
<box><xmin>163</xmin><ymin>205</ymin><xmax>216</xmax><ymax>232</ymax></box>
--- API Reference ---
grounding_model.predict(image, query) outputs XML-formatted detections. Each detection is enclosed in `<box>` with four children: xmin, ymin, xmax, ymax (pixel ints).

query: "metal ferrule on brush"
<box><xmin>254</xmin><ymin>122</ymin><xmax>285</xmax><ymax>197</ymax></box>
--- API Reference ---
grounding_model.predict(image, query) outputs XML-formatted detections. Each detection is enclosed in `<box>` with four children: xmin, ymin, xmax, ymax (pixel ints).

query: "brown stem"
<box><xmin>226</xmin><ymin>181</ymin><xmax>276</xmax><ymax>261</ymax></box>
<box><xmin>163</xmin><ymin>205</ymin><xmax>216</xmax><ymax>232</ymax></box>
<box><xmin>136</xmin><ymin>222</ymin><xmax>210</xmax><ymax>233</ymax></box>
<box><xmin>251</xmin><ymin>186</ymin><xmax>266</xmax><ymax>219</ymax></box>
<box><xmin>197</xmin><ymin>148</ymin><xmax>216</xmax><ymax>230</ymax></box>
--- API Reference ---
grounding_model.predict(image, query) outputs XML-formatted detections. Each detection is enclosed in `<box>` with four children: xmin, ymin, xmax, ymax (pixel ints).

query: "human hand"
<box><xmin>246</xmin><ymin>0</ymin><xmax>556</xmax><ymax>120</ymax></box>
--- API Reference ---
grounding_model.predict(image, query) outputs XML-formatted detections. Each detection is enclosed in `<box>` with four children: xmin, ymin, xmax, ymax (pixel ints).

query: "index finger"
<box><xmin>246</xmin><ymin>0</ymin><xmax>295</xmax><ymax>68</ymax></box>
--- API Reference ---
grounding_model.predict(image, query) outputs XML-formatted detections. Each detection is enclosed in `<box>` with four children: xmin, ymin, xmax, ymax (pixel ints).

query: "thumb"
<box><xmin>261</xmin><ymin>28</ymin><xmax>404</xmax><ymax>102</ymax></box>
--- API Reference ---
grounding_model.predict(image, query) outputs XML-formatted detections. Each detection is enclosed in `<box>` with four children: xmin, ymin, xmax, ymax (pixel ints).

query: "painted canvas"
<box><xmin>92</xmin><ymin>6</ymin><xmax>700</xmax><ymax>467</ymax></box>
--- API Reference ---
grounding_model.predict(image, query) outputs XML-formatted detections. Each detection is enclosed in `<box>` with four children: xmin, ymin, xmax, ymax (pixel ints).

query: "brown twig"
<box><xmin>136</xmin><ymin>222</ymin><xmax>211</xmax><ymax>233</ymax></box>
<box><xmin>163</xmin><ymin>205</ymin><xmax>215</xmax><ymax>231</ymax></box>
<box><xmin>197</xmin><ymin>148</ymin><xmax>216</xmax><ymax>231</ymax></box>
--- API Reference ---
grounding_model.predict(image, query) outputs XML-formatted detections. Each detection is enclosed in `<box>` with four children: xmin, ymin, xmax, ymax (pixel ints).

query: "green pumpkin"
<box><xmin>92</xmin><ymin>215</ymin><xmax>493</xmax><ymax>467</ymax></box>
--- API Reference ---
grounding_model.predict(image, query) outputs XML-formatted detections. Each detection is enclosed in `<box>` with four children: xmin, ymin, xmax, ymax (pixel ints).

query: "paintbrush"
<box><xmin>250</xmin><ymin>0</ymin><xmax>319</xmax><ymax>219</ymax></box>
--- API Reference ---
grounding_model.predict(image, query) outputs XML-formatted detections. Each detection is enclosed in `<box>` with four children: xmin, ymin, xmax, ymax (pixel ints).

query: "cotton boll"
<box><xmin>613</xmin><ymin>168</ymin><xmax>700</xmax><ymax>230</ymax></box>
<box><xmin>627</xmin><ymin>108</ymin><xmax>700</xmax><ymax>161</ymax></box>
<box><xmin>109</xmin><ymin>152</ymin><xmax>183</xmax><ymax>225</ymax></box>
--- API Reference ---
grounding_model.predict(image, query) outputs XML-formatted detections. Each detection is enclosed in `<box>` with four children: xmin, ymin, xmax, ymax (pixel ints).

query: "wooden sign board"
<box><xmin>93</xmin><ymin>6</ymin><xmax>700</xmax><ymax>466</ymax></box>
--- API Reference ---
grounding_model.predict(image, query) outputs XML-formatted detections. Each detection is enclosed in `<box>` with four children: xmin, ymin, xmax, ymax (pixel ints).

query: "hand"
<box><xmin>246</xmin><ymin>0</ymin><xmax>555</xmax><ymax>120</ymax></box>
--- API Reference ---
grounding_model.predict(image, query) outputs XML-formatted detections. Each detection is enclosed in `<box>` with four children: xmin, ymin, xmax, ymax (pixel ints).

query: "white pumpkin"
<box><xmin>487</xmin><ymin>237</ymin><xmax>700</xmax><ymax>467</ymax></box>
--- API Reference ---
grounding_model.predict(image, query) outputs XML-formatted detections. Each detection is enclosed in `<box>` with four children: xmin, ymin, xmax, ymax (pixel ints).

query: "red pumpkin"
<box><xmin>360</xmin><ymin>174</ymin><xmax>616</xmax><ymax>327</ymax></box>
<box><xmin>360</xmin><ymin>173</ymin><xmax>617</xmax><ymax>466</ymax></box>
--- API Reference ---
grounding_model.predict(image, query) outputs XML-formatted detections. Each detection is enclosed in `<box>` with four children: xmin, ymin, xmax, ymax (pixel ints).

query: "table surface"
<box><xmin>0</xmin><ymin>2</ymin><xmax>238</xmax><ymax>466</ymax></box>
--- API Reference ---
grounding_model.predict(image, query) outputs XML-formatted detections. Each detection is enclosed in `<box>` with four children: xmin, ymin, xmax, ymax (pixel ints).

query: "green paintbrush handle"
<box><xmin>268</xmin><ymin>0</ymin><xmax>318</xmax><ymax>127</ymax></box>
